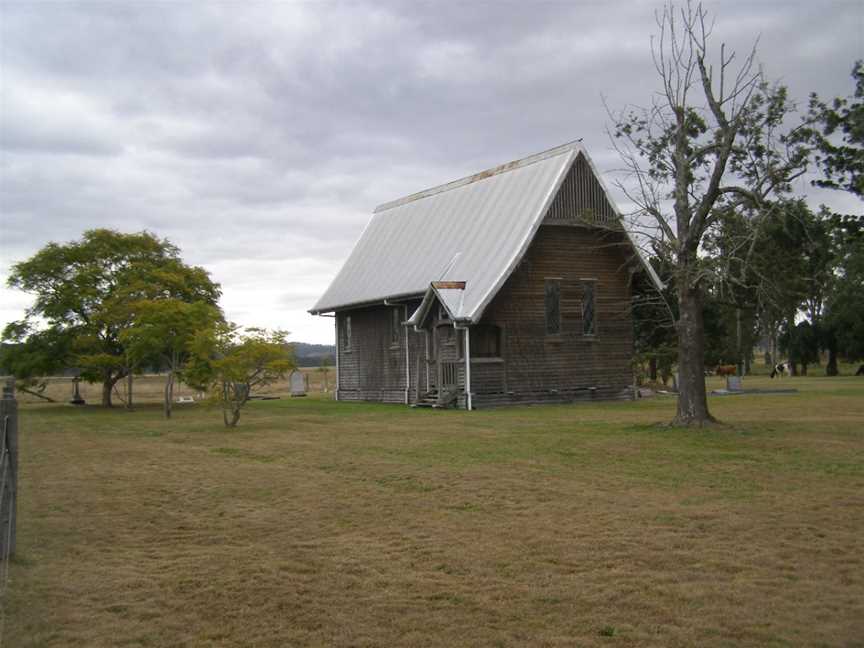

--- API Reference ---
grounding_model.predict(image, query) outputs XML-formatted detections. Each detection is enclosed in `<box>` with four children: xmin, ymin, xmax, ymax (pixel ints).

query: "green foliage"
<box><xmin>120</xmin><ymin>299</ymin><xmax>223</xmax><ymax>417</ymax></box>
<box><xmin>0</xmin><ymin>322</ymin><xmax>75</xmax><ymax>379</ymax></box>
<box><xmin>808</xmin><ymin>61</ymin><xmax>864</xmax><ymax>198</ymax></box>
<box><xmin>632</xmin><ymin>252</ymin><xmax>678</xmax><ymax>381</ymax></box>
<box><xmin>121</xmin><ymin>299</ymin><xmax>221</xmax><ymax>369</ymax></box>
<box><xmin>188</xmin><ymin>324</ymin><xmax>295</xmax><ymax>427</ymax></box>
<box><xmin>824</xmin><ymin>236</ymin><xmax>864</xmax><ymax>361</ymax></box>
<box><xmin>3</xmin><ymin>229</ymin><xmax>221</xmax><ymax>406</ymax></box>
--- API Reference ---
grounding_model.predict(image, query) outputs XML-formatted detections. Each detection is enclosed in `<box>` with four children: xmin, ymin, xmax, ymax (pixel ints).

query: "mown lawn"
<box><xmin>6</xmin><ymin>375</ymin><xmax>864</xmax><ymax>647</ymax></box>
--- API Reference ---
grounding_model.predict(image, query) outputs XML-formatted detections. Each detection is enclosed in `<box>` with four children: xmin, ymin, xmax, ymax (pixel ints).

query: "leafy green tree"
<box><xmin>120</xmin><ymin>299</ymin><xmax>222</xmax><ymax>418</ymax></box>
<box><xmin>781</xmin><ymin>320</ymin><xmax>820</xmax><ymax>375</ymax></box>
<box><xmin>632</xmin><ymin>252</ymin><xmax>677</xmax><ymax>385</ymax></box>
<box><xmin>3</xmin><ymin>229</ymin><xmax>220</xmax><ymax>406</ymax></box>
<box><xmin>808</xmin><ymin>61</ymin><xmax>864</xmax><ymax>197</ymax></box>
<box><xmin>611</xmin><ymin>3</ymin><xmax>809</xmax><ymax>424</ymax></box>
<box><xmin>823</xmin><ymin>222</ymin><xmax>864</xmax><ymax>366</ymax></box>
<box><xmin>187</xmin><ymin>325</ymin><xmax>295</xmax><ymax>427</ymax></box>
<box><xmin>0</xmin><ymin>324</ymin><xmax>75</xmax><ymax>401</ymax></box>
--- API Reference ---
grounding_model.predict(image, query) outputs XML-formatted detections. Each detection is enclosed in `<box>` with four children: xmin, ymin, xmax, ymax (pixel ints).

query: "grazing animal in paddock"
<box><xmin>715</xmin><ymin>365</ymin><xmax>737</xmax><ymax>376</ymax></box>
<box><xmin>770</xmin><ymin>362</ymin><xmax>787</xmax><ymax>379</ymax></box>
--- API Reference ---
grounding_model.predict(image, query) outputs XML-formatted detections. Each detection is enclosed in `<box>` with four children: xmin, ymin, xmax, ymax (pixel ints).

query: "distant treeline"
<box><xmin>293</xmin><ymin>342</ymin><xmax>335</xmax><ymax>368</ymax></box>
<box><xmin>1</xmin><ymin>342</ymin><xmax>335</xmax><ymax>375</ymax></box>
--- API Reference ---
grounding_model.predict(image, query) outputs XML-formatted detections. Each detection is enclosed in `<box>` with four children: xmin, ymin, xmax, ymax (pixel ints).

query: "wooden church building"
<box><xmin>310</xmin><ymin>141</ymin><xmax>662</xmax><ymax>409</ymax></box>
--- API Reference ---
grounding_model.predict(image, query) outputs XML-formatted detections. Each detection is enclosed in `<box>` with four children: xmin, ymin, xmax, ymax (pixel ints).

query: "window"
<box><xmin>343</xmin><ymin>315</ymin><xmax>352</xmax><ymax>351</ymax></box>
<box><xmin>460</xmin><ymin>325</ymin><xmax>502</xmax><ymax>359</ymax></box>
<box><xmin>390</xmin><ymin>308</ymin><xmax>401</xmax><ymax>347</ymax></box>
<box><xmin>545</xmin><ymin>279</ymin><xmax>561</xmax><ymax>334</ymax></box>
<box><xmin>582</xmin><ymin>281</ymin><xmax>596</xmax><ymax>336</ymax></box>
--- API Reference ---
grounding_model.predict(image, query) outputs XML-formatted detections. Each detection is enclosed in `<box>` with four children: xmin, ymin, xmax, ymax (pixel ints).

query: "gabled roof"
<box><xmin>310</xmin><ymin>141</ymin><xmax>662</xmax><ymax>321</ymax></box>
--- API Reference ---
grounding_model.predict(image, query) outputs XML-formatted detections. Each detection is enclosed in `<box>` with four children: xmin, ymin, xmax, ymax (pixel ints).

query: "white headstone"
<box><xmin>289</xmin><ymin>370</ymin><xmax>307</xmax><ymax>397</ymax></box>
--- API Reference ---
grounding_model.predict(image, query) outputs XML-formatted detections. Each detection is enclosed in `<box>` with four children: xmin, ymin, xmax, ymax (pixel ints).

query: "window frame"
<box><xmin>459</xmin><ymin>324</ymin><xmax>503</xmax><ymax>361</ymax></box>
<box><xmin>343</xmin><ymin>314</ymin><xmax>353</xmax><ymax>352</ymax></box>
<box><xmin>544</xmin><ymin>277</ymin><xmax>562</xmax><ymax>335</ymax></box>
<box><xmin>581</xmin><ymin>279</ymin><xmax>597</xmax><ymax>337</ymax></box>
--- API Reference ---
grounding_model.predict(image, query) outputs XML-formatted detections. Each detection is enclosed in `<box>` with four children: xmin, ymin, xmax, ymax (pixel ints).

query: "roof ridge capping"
<box><xmin>374</xmin><ymin>140</ymin><xmax>585</xmax><ymax>214</ymax></box>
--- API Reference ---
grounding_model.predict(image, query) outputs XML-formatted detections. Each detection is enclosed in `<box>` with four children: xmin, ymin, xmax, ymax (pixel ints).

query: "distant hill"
<box><xmin>292</xmin><ymin>342</ymin><xmax>335</xmax><ymax>368</ymax></box>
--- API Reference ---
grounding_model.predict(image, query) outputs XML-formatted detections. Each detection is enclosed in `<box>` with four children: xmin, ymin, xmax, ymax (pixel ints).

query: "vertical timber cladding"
<box><xmin>480</xmin><ymin>225</ymin><xmax>634</xmax><ymax>401</ymax></box>
<box><xmin>543</xmin><ymin>153</ymin><xmax>618</xmax><ymax>226</ymax></box>
<box><xmin>336</xmin><ymin>302</ymin><xmax>425</xmax><ymax>403</ymax></box>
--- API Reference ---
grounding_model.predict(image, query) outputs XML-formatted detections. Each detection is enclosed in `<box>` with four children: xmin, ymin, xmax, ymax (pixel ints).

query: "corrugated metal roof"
<box><xmin>310</xmin><ymin>142</ymin><xmax>578</xmax><ymax>319</ymax></box>
<box><xmin>310</xmin><ymin>141</ymin><xmax>663</xmax><ymax>320</ymax></box>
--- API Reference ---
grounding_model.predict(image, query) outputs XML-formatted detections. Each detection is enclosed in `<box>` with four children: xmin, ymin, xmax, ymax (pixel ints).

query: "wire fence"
<box><xmin>0</xmin><ymin>380</ymin><xmax>18</xmax><ymax>646</ymax></box>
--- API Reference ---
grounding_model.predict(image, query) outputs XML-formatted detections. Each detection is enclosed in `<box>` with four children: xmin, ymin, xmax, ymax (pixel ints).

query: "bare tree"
<box><xmin>609</xmin><ymin>2</ymin><xmax>809</xmax><ymax>425</ymax></box>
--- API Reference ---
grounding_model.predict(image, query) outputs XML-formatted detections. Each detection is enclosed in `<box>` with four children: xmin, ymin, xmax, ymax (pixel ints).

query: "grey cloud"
<box><xmin>1</xmin><ymin>0</ymin><xmax>861</xmax><ymax>343</ymax></box>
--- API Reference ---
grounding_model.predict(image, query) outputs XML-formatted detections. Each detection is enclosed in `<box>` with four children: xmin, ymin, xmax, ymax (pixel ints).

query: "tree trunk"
<box><xmin>101</xmin><ymin>371</ymin><xmax>126</xmax><ymax>407</ymax></box>
<box><xmin>649</xmin><ymin>356</ymin><xmax>658</xmax><ymax>382</ymax></box>
<box><xmin>826</xmin><ymin>344</ymin><xmax>838</xmax><ymax>376</ymax></box>
<box><xmin>222</xmin><ymin>403</ymin><xmax>241</xmax><ymax>427</ymax></box>
<box><xmin>164</xmin><ymin>371</ymin><xmax>174</xmax><ymax>419</ymax></box>
<box><xmin>735</xmin><ymin>307</ymin><xmax>743</xmax><ymax>377</ymax></box>
<box><xmin>126</xmin><ymin>372</ymin><xmax>134</xmax><ymax>411</ymax></box>
<box><xmin>790</xmin><ymin>361</ymin><xmax>799</xmax><ymax>376</ymax></box>
<box><xmin>673</xmin><ymin>286</ymin><xmax>715</xmax><ymax>426</ymax></box>
<box><xmin>102</xmin><ymin>379</ymin><xmax>113</xmax><ymax>407</ymax></box>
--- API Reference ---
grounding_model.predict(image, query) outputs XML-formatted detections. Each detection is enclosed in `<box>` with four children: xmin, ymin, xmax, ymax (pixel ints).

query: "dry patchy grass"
<box><xmin>5</xmin><ymin>375</ymin><xmax>864</xmax><ymax>647</ymax></box>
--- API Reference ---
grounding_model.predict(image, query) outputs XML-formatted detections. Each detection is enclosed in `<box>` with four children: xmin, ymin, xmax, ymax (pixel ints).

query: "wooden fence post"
<box><xmin>0</xmin><ymin>377</ymin><xmax>18</xmax><ymax>560</ymax></box>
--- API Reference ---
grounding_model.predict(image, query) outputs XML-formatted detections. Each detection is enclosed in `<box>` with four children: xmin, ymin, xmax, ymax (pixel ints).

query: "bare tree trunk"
<box><xmin>164</xmin><ymin>371</ymin><xmax>174</xmax><ymax>419</ymax></box>
<box><xmin>223</xmin><ymin>405</ymin><xmax>241</xmax><ymax>427</ymax></box>
<box><xmin>649</xmin><ymin>356</ymin><xmax>658</xmax><ymax>382</ymax></box>
<box><xmin>221</xmin><ymin>381</ymin><xmax>246</xmax><ymax>427</ymax></box>
<box><xmin>736</xmin><ymin>307</ymin><xmax>743</xmax><ymax>377</ymax></box>
<box><xmin>673</xmin><ymin>285</ymin><xmax>715</xmax><ymax>426</ymax></box>
<box><xmin>826</xmin><ymin>343</ymin><xmax>838</xmax><ymax>376</ymax></box>
<box><xmin>102</xmin><ymin>376</ymin><xmax>114</xmax><ymax>408</ymax></box>
<box><xmin>126</xmin><ymin>371</ymin><xmax>134</xmax><ymax>411</ymax></box>
<box><xmin>101</xmin><ymin>371</ymin><xmax>127</xmax><ymax>407</ymax></box>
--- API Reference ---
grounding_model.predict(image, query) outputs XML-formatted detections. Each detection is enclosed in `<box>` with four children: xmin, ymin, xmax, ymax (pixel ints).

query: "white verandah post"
<box><xmin>464</xmin><ymin>327</ymin><xmax>472</xmax><ymax>411</ymax></box>
<box><xmin>404</xmin><ymin>305</ymin><xmax>410</xmax><ymax>405</ymax></box>
<box><xmin>334</xmin><ymin>315</ymin><xmax>340</xmax><ymax>401</ymax></box>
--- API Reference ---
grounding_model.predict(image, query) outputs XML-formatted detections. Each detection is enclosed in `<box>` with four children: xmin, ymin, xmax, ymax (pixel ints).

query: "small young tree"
<box><xmin>189</xmin><ymin>325</ymin><xmax>295</xmax><ymax>427</ymax></box>
<box><xmin>610</xmin><ymin>2</ymin><xmax>809</xmax><ymax>425</ymax></box>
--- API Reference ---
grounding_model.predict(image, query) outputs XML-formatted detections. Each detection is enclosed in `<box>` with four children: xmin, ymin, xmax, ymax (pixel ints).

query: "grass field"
<box><xmin>4</xmin><ymin>374</ymin><xmax>864</xmax><ymax>647</ymax></box>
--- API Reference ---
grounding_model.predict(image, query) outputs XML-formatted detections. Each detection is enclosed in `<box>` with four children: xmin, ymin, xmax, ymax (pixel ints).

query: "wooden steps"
<box><xmin>411</xmin><ymin>389</ymin><xmax>459</xmax><ymax>409</ymax></box>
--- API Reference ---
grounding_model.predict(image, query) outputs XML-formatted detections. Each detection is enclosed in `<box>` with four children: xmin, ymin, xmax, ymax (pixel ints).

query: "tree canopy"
<box><xmin>186</xmin><ymin>325</ymin><xmax>295</xmax><ymax>427</ymax></box>
<box><xmin>809</xmin><ymin>60</ymin><xmax>864</xmax><ymax>198</ymax></box>
<box><xmin>3</xmin><ymin>229</ymin><xmax>221</xmax><ymax>406</ymax></box>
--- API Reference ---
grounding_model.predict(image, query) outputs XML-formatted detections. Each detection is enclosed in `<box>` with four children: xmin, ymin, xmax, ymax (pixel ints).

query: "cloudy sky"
<box><xmin>1</xmin><ymin>1</ymin><xmax>861</xmax><ymax>344</ymax></box>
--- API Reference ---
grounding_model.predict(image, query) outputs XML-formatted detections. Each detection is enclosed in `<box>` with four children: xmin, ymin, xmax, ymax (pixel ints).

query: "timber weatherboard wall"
<box><xmin>336</xmin><ymin>303</ymin><xmax>428</xmax><ymax>404</ymax></box>
<box><xmin>472</xmin><ymin>225</ymin><xmax>634</xmax><ymax>407</ymax></box>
